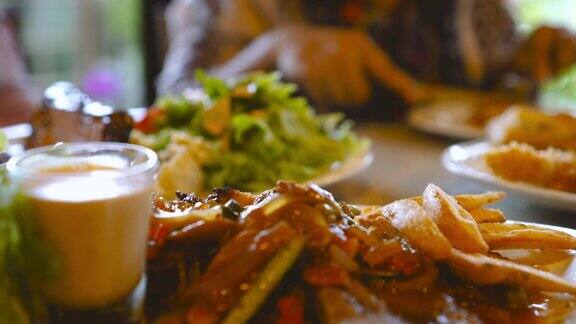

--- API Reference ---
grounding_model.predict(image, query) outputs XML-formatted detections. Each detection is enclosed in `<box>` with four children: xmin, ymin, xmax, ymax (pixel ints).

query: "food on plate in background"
<box><xmin>408</xmin><ymin>86</ymin><xmax>525</xmax><ymax>140</ymax></box>
<box><xmin>485</xmin><ymin>142</ymin><xmax>576</xmax><ymax>193</ymax></box>
<box><xmin>145</xmin><ymin>181</ymin><xmax>576</xmax><ymax>323</ymax></box>
<box><xmin>424</xmin><ymin>87</ymin><xmax>519</xmax><ymax>129</ymax></box>
<box><xmin>131</xmin><ymin>71</ymin><xmax>369</xmax><ymax>195</ymax></box>
<box><xmin>481</xmin><ymin>105</ymin><xmax>576</xmax><ymax>193</ymax></box>
<box><xmin>467</xmin><ymin>98</ymin><xmax>518</xmax><ymax>128</ymax></box>
<box><xmin>487</xmin><ymin>106</ymin><xmax>576</xmax><ymax>151</ymax></box>
<box><xmin>26</xmin><ymin>82</ymin><xmax>134</xmax><ymax>148</ymax></box>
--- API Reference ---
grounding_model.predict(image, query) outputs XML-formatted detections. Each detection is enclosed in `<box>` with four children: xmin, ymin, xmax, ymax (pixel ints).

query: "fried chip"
<box><xmin>363</xmin><ymin>238</ymin><xmax>404</xmax><ymax>267</ymax></box>
<box><xmin>447</xmin><ymin>249</ymin><xmax>576</xmax><ymax>294</ymax></box>
<box><xmin>409</xmin><ymin>191</ymin><xmax>506</xmax><ymax>212</ymax></box>
<box><xmin>381</xmin><ymin>199</ymin><xmax>452</xmax><ymax>260</ymax></box>
<box><xmin>479</xmin><ymin>223</ymin><xmax>576</xmax><ymax>250</ymax></box>
<box><xmin>468</xmin><ymin>208</ymin><xmax>506</xmax><ymax>223</ymax></box>
<box><xmin>422</xmin><ymin>184</ymin><xmax>489</xmax><ymax>253</ymax></box>
<box><xmin>407</xmin><ymin>196</ymin><xmax>423</xmax><ymax>205</ymax></box>
<box><xmin>455</xmin><ymin>191</ymin><xmax>506</xmax><ymax>211</ymax></box>
<box><xmin>358</xmin><ymin>205</ymin><xmax>381</xmax><ymax>216</ymax></box>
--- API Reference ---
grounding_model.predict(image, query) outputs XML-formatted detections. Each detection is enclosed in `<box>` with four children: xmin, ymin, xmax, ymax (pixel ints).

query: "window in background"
<box><xmin>508</xmin><ymin>0</ymin><xmax>576</xmax><ymax>110</ymax></box>
<box><xmin>6</xmin><ymin>0</ymin><xmax>144</xmax><ymax>108</ymax></box>
<box><xmin>508</xmin><ymin>0</ymin><xmax>576</xmax><ymax>33</ymax></box>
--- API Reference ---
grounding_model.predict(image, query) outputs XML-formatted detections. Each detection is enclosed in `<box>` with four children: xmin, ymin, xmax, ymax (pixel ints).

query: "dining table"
<box><xmin>327</xmin><ymin>122</ymin><xmax>576</xmax><ymax>229</ymax></box>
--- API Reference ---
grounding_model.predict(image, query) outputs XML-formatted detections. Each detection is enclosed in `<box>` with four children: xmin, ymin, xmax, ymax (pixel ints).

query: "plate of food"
<box><xmin>408</xmin><ymin>88</ymin><xmax>518</xmax><ymax>140</ymax></box>
<box><xmin>2</xmin><ymin>75</ymin><xmax>371</xmax><ymax>194</ymax></box>
<box><xmin>442</xmin><ymin>107</ymin><xmax>576</xmax><ymax>210</ymax></box>
<box><xmin>142</xmin><ymin>181</ymin><xmax>576</xmax><ymax>322</ymax></box>
<box><xmin>409</xmin><ymin>100</ymin><xmax>485</xmax><ymax>139</ymax></box>
<box><xmin>130</xmin><ymin>72</ymin><xmax>371</xmax><ymax>195</ymax></box>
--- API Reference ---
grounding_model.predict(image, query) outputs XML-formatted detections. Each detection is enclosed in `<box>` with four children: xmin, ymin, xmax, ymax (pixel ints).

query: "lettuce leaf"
<box><xmin>0</xmin><ymin>131</ymin><xmax>6</xmax><ymax>153</ymax></box>
<box><xmin>0</xmin><ymin>168</ymin><xmax>60</xmax><ymax>323</ymax></box>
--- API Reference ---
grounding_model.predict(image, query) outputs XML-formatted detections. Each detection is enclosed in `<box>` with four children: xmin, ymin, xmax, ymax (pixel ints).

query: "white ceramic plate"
<box><xmin>442</xmin><ymin>140</ymin><xmax>576</xmax><ymax>210</ymax></box>
<box><xmin>312</xmin><ymin>146</ymin><xmax>373</xmax><ymax>187</ymax></box>
<box><xmin>409</xmin><ymin>101</ymin><xmax>484</xmax><ymax>140</ymax></box>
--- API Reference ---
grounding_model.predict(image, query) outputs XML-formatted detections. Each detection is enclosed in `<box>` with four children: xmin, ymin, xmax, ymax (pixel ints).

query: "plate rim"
<box><xmin>441</xmin><ymin>140</ymin><xmax>576</xmax><ymax>208</ymax></box>
<box><xmin>408</xmin><ymin>102</ymin><xmax>484</xmax><ymax>140</ymax></box>
<box><xmin>311</xmin><ymin>145</ymin><xmax>373</xmax><ymax>187</ymax></box>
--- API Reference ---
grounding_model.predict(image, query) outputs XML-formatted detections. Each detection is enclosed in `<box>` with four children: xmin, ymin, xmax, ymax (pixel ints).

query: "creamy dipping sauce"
<box><xmin>24</xmin><ymin>163</ymin><xmax>153</xmax><ymax>309</ymax></box>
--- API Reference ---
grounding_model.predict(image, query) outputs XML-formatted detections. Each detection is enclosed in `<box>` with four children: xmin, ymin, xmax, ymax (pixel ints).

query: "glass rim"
<box><xmin>6</xmin><ymin>142</ymin><xmax>158</xmax><ymax>181</ymax></box>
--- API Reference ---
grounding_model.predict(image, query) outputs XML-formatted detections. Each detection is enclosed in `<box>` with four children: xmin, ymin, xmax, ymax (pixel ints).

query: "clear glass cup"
<box><xmin>7</xmin><ymin>142</ymin><xmax>158</xmax><ymax>323</ymax></box>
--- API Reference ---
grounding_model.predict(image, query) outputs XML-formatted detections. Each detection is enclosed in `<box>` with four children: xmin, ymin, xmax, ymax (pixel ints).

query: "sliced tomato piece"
<box><xmin>135</xmin><ymin>107</ymin><xmax>164</xmax><ymax>133</ymax></box>
<box><xmin>276</xmin><ymin>296</ymin><xmax>304</xmax><ymax>324</ymax></box>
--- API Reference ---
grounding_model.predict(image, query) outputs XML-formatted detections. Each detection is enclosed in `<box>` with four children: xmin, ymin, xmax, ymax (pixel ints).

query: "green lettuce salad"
<box><xmin>0</xmin><ymin>131</ymin><xmax>6</xmax><ymax>153</ymax></box>
<box><xmin>0</xmin><ymin>163</ymin><xmax>60</xmax><ymax>323</ymax></box>
<box><xmin>131</xmin><ymin>71</ymin><xmax>369</xmax><ymax>193</ymax></box>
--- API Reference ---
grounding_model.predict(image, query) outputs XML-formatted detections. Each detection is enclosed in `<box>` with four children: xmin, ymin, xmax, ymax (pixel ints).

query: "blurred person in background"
<box><xmin>158</xmin><ymin>0</ymin><xmax>576</xmax><ymax>120</ymax></box>
<box><xmin>0</xmin><ymin>8</ymin><xmax>34</xmax><ymax>126</ymax></box>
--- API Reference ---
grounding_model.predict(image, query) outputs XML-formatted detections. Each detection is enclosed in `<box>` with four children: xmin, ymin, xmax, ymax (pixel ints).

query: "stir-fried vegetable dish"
<box><xmin>146</xmin><ymin>181</ymin><xmax>576</xmax><ymax>323</ymax></box>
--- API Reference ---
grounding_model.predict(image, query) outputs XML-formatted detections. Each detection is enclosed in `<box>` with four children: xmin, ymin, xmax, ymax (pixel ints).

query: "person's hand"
<box><xmin>515</xmin><ymin>26</ymin><xmax>576</xmax><ymax>82</ymax></box>
<box><xmin>271</xmin><ymin>25</ymin><xmax>427</xmax><ymax>107</ymax></box>
<box><xmin>213</xmin><ymin>25</ymin><xmax>428</xmax><ymax>107</ymax></box>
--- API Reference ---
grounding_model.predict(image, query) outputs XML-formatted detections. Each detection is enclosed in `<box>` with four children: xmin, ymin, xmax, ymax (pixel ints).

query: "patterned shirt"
<box><xmin>157</xmin><ymin>0</ymin><xmax>518</xmax><ymax>94</ymax></box>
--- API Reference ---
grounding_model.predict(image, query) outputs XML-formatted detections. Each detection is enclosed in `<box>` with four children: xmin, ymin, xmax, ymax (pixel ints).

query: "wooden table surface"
<box><xmin>327</xmin><ymin>122</ymin><xmax>576</xmax><ymax>229</ymax></box>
